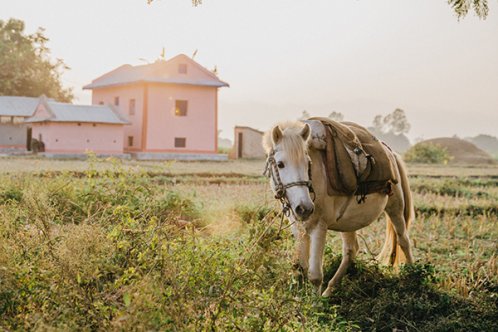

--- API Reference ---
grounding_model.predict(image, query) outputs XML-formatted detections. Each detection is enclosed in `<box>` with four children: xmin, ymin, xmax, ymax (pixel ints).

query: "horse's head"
<box><xmin>263</xmin><ymin>122</ymin><xmax>315</xmax><ymax>221</ymax></box>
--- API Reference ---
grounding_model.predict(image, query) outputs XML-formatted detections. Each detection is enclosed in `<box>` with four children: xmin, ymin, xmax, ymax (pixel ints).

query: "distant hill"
<box><xmin>368</xmin><ymin>128</ymin><xmax>411</xmax><ymax>153</ymax></box>
<box><xmin>422</xmin><ymin>137</ymin><xmax>494</xmax><ymax>164</ymax></box>
<box><xmin>465</xmin><ymin>134</ymin><xmax>498</xmax><ymax>159</ymax></box>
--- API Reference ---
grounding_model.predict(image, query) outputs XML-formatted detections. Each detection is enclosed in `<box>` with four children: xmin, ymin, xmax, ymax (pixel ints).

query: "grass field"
<box><xmin>0</xmin><ymin>156</ymin><xmax>497</xmax><ymax>331</ymax></box>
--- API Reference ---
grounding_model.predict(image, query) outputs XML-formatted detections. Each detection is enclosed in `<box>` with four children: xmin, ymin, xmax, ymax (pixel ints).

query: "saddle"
<box><xmin>303</xmin><ymin>117</ymin><xmax>398</xmax><ymax>201</ymax></box>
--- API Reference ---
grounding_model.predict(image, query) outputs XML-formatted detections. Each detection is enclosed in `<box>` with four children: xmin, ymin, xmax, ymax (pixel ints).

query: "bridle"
<box><xmin>263</xmin><ymin>149</ymin><xmax>316</xmax><ymax>217</ymax></box>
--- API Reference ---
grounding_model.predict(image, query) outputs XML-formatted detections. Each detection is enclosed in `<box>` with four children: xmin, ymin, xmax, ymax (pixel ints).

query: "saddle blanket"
<box><xmin>304</xmin><ymin>117</ymin><xmax>398</xmax><ymax>199</ymax></box>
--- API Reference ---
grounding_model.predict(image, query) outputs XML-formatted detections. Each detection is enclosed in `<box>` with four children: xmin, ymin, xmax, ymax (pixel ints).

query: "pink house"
<box><xmin>25</xmin><ymin>97</ymin><xmax>128</xmax><ymax>155</ymax></box>
<box><xmin>83</xmin><ymin>54</ymin><xmax>229</xmax><ymax>159</ymax></box>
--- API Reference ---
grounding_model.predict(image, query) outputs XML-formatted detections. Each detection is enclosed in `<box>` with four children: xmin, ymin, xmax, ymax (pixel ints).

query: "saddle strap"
<box><xmin>355</xmin><ymin>180</ymin><xmax>393</xmax><ymax>203</ymax></box>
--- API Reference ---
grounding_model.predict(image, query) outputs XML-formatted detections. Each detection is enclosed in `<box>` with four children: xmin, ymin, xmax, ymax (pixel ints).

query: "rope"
<box><xmin>263</xmin><ymin>150</ymin><xmax>316</xmax><ymax>219</ymax></box>
<box><xmin>357</xmin><ymin>232</ymin><xmax>377</xmax><ymax>260</ymax></box>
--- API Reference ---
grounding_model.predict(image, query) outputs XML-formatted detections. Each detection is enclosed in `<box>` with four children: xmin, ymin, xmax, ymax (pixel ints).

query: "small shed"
<box><xmin>25</xmin><ymin>97</ymin><xmax>129</xmax><ymax>155</ymax></box>
<box><xmin>0</xmin><ymin>96</ymin><xmax>41</xmax><ymax>152</ymax></box>
<box><xmin>233</xmin><ymin>126</ymin><xmax>266</xmax><ymax>159</ymax></box>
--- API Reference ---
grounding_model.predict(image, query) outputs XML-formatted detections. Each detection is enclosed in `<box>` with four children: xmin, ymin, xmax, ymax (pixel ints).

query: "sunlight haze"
<box><xmin>1</xmin><ymin>0</ymin><xmax>497</xmax><ymax>141</ymax></box>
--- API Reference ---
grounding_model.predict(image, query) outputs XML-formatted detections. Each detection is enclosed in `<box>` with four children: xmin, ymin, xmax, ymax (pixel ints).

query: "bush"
<box><xmin>217</xmin><ymin>146</ymin><xmax>232</xmax><ymax>154</ymax></box>
<box><xmin>235</xmin><ymin>204</ymin><xmax>274</xmax><ymax>223</ymax></box>
<box><xmin>0</xmin><ymin>187</ymin><xmax>23</xmax><ymax>204</ymax></box>
<box><xmin>0</xmin><ymin>175</ymin><xmax>354</xmax><ymax>330</ymax></box>
<box><xmin>404</xmin><ymin>143</ymin><xmax>452</xmax><ymax>164</ymax></box>
<box><xmin>30</xmin><ymin>138</ymin><xmax>45</xmax><ymax>153</ymax></box>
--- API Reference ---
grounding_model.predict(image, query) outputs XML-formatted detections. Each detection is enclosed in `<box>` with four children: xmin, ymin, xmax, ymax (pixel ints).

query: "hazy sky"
<box><xmin>1</xmin><ymin>0</ymin><xmax>497</xmax><ymax>141</ymax></box>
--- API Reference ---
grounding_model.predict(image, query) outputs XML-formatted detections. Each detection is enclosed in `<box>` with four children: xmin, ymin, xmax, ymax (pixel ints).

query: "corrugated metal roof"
<box><xmin>0</xmin><ymin>96</ymin><xmax>40</xmax><ymax>117</ymax></box>
<box><xmin>84</xmin><ymin>54</ymin><xmax>229</xmax><ymax>89</ymax></box>
<box><xmin>25</xmin><ymin>100</ymin><xmax>129</xmax><ymax>125</ymax></box>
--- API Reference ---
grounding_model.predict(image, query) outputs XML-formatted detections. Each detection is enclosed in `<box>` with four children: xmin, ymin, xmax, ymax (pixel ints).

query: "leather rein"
<box><xmin>263</xmin><ymin>150</ymin><xmax>316</xmax><ymax>217</ymax></box>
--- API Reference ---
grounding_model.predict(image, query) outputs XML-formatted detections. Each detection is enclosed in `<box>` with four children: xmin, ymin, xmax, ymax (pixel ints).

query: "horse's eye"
<box><xmin>277</xmin><ymin>161</ymin><xmax>285</xmax><ymax>169</ymax></box>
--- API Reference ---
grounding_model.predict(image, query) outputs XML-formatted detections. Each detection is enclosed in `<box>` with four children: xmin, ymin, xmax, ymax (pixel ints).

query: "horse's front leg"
<box><xmin>290</xmin><ymin>221</ymin><xmax>310</xmax><ymax>272</ymax></box>
<box><xmin>322</xmin><ymin>231</ymin><xmax>359</xmax><ymax>297</ymax></box>
<box><xmin>307</xmin><ymin>221</ymin><xmax>327</xmax><ymax>295</ymax></box>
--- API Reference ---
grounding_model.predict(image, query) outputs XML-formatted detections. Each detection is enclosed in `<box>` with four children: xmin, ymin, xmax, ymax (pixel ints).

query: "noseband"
<box><xmin>263</xmin><ymin>150</ymin><xmax>316</xmax><ymax>216</ymax></box>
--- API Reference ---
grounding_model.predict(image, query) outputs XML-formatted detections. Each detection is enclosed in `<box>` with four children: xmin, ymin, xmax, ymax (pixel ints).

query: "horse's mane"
<box><xmin>262</xmin><ymin>121</ymin><xmax>308</xmax><ymax>162</ymax></box>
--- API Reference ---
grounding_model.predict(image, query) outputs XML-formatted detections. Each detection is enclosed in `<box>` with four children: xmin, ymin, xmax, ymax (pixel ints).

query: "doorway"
<box><xmin>237</xmin><ymin>132</ymin><xmax>243</xmax><ymax>158</ymax></box>
<box><xmin>26</xmin><ymin>127</ymin><xmax>32</xmax><ymax>151</ymax></box>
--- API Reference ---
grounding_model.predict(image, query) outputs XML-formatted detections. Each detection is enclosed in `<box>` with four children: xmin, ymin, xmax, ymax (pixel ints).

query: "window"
<box><xmin>178</xmin><ymin>63</ymin><xmax>187</xmax><ymax>74</ymax></box>
<box><xmin>175</xmin><ymin>100</ymin><xmax>188</xmax><ymax>116</ymax></box>
<box><xmin>129</xmin><ymin>99</ymin><xmax>136</xmax><ymax>115</ymax></box>
<box><xmin>128</xmin><ymin>136</ymin><xmax>134</xmax><ymax>147</ymax></box>
<box><xmin>114</xmin><ymin>96</ymin><xmax>120</xmax><ymax>106</ymax></box>
<box><xmin>174</xmin><ymin>137</ymin><xmax>186</xmax><ymax>148</ymax></box>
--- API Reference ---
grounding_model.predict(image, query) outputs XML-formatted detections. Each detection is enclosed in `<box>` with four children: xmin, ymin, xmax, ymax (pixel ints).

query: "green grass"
<box><xmin>0</xmin><ymin>158</ymin><xmax>497</xmax><ymax>331</ymax></box>
<box><xmin>0</xmin><ymin>171</ymin><xmax>349</xmax><ymax>330</ymax></box>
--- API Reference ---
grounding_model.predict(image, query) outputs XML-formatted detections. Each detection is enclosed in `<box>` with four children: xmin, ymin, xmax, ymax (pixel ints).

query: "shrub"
<box><xmin>404</xmin><ymin>143</ymin><xmax>452</xmax><ymax>164</ymax></box>
<box><xmin>30</xmin><ymin>138</ymin><xmax>45</xmax><ymax>153</ymax></box>
<box><xmin>0</xmin><ymin>184</ymin><xmax>353</xmax><ymax>330</ymax></box>
<box><xmin>0</xmin><ymin>187</ymin><xmax>23</xmax><ymax>204</ymax></box>
<box><xmin>217</xmin><ymin>146</ymin><xmax>232</xmax><ymax>154</ymax></box>
<box><xmin>235</xmin><ymin>204</ymin><xmax>274</xmax><ymax>223</ymax></box>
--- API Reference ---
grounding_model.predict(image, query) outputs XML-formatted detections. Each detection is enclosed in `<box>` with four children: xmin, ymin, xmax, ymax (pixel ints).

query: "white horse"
<box><xmin>263</xmin><ymin>121</ymin><xmax>414</xmax><ymax>297</ymax></box>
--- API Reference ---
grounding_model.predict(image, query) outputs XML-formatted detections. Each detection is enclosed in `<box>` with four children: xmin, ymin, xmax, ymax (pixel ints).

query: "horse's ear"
<box><xmin>301</xmin><ymin>123</ymin><xmax>311</xmax><ymax>141</ymax></box>
<box><xmin>272</xmin><ymin>125</ymin><xmax>283</xmax><ymax>144</ymax></box>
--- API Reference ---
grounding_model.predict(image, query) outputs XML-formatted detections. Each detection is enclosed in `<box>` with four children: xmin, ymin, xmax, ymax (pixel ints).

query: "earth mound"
<box><xmin>422</xmin><ymin>137</ymin><xmax>494</xmax><ymax>164</ymax></box>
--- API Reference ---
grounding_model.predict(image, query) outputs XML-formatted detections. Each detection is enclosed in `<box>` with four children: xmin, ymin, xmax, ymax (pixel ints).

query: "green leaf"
<box><xmin>123</xmin><ymin>293</ymin><xmax>131</xmax><ymax>307</ymax></box>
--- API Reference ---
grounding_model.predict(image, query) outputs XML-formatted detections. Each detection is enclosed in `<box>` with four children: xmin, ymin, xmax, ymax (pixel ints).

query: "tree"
<box><xmin>448</xmin><ymin>0</ymin><xmax>489</xmax><ymax>19</ymax></box>
<box><xmin>147</xmin><ymin>0</ymin><xmax>491</xmax><ymax>19</ymax></box>
<box><xmin>328</xmin><ymin>111</ymin><xmax>344</xmax><ymax>122</ymax></box>
<box><xmin>370</xmin><ymin>109</ymin><xmax>412</xmax><ymax>153</ymax></box>
<box><xmin>383</xmin><ymin>108</ymin><xmax>410</xmax><ymax>135</ymax></box>
<box><xmin>147</xmin><ymin>0</ymin><xmax>202</xmax><ymax>5</ymax></box>
<box><xmin>0</xmin><ymin>19</ymin><xmax>73</xmax><ymax>102</ymax></box>
<box><xmin>372</xmin><ymin>115</ymin><xmax>384</xmax><ymax>133</ymax></box>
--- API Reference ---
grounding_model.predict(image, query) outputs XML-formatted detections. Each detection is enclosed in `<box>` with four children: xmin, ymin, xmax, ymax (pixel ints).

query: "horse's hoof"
<box><xmin>321</xmin><ymin>288</ymin><xmax>333</xmax><ymax>297</ymax></box>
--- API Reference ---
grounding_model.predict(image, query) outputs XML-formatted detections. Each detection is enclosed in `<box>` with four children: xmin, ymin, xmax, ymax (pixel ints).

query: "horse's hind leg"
<box><xmin>382</xmin><ymin>152</ymin><xmax>414</xmax><ymax>265</ymax></box>
<box><xmin>384</xmin><ymin>189</ymin><xmax>414</xmax><ymax>264</ymax></box>
<box><xmin>385</xmin><ymin>208</ymin><xmax>414</xmax><ymax>264</ymax></box>
<box><xmin>322</xmin><ymin>231</ymin><xmax>359</xmax><ymax>297</ymax></box>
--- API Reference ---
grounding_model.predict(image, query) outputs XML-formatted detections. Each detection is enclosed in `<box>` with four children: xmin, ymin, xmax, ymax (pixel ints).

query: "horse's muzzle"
<box><xmin>295</xmin><ymin>203</ymin><xmax>314</xmax><ymax>220</ymax></box>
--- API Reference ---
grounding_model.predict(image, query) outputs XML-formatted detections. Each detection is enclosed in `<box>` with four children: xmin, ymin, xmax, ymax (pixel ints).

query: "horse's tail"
<box><xmin>377</xmin><ymin>153</ymin><xmax>414</xmax><ymax>266</ymax></box>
